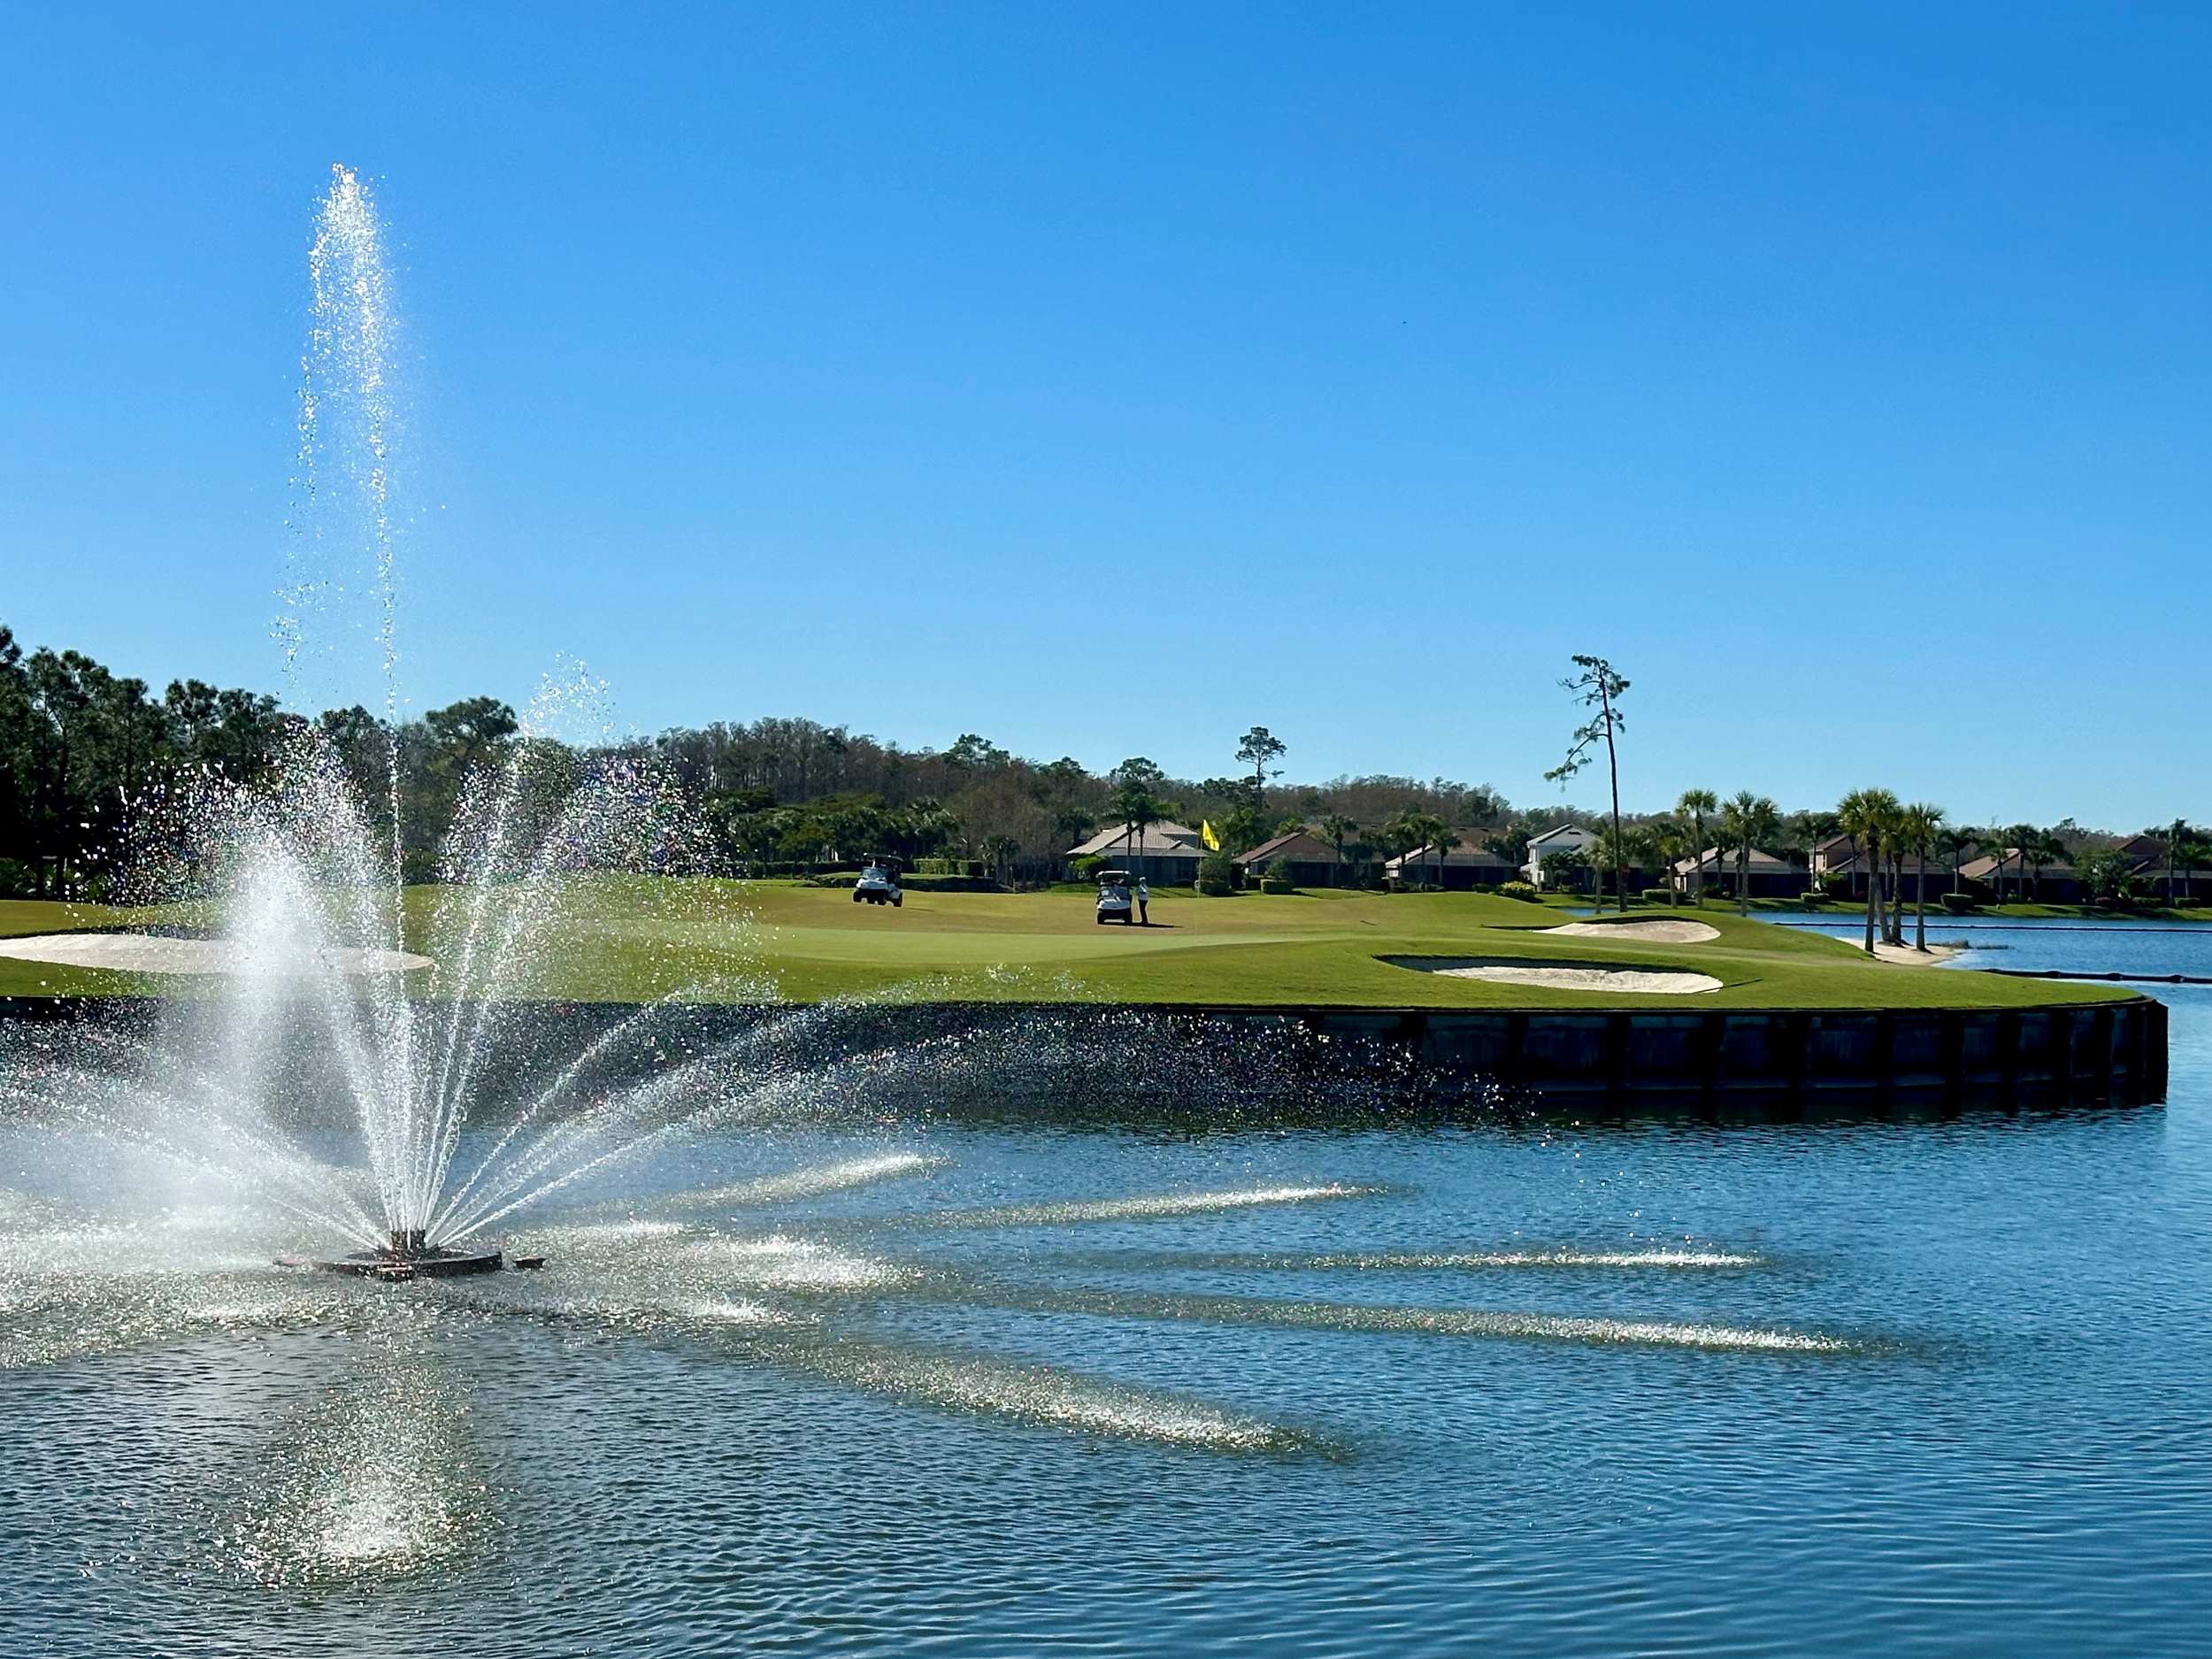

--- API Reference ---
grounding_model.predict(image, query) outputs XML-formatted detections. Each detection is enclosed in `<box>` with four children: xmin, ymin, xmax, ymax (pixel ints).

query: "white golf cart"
<box><xmin>853</xmin><ymin>859</ymin><xmax>903</xmax><ymax>907</ymax></box>
<box><xmin>1094</xmin><ymin>870</ymin><xmax>1134</xmax><ymax>924</ymax></box>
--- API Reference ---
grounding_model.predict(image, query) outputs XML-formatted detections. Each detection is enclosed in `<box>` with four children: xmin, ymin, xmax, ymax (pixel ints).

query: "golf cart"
<box><xmin>1094</xmin><ymin>870</ymin><xmax>1134</xmax><ymax>924</ymax></box>
<box><xmin>853</xmin><ymin>856</ymin><xmax>903</xmax><ymax>907</ymax></box>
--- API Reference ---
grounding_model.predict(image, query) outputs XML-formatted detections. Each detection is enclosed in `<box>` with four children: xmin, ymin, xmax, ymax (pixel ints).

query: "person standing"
<box><xmin>1136</xmin><ymin>876</ymin><xmax>1150</xmax><ymax>926</ymax></box>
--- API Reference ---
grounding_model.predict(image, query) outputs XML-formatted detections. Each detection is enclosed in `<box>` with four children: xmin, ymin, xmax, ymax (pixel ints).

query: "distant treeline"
<box><xmin>0</xmin><ymin>625</ymin><xmax>1520</xmax><ymax>897</ymax></box>
<box><xmin>0</xmin><ymin>622</ymin><xmax>2169</xmax><ymax>901</ymax></box>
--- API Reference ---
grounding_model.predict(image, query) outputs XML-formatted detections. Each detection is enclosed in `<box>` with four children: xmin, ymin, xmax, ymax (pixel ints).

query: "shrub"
<box><xmin>1939</xmin><ymin>892</ymin><xmax>1978</xmax><ymax>915</ymax></box>
<box><xmin>915</xmin><ymin>857</ymin><xmax>984</xmax><ymax>878</ymax></box>
<box><xmin>1498</xmin><ymin>880</ymin><xmax>1540</xmax><ymax>902</ymax></box>
<box><xmin>1196</xmin><ymin>850</ymin><xmax>1235</xmax><ymax>896</ymax></box>
<box><xmin>1814</xmin><ymin>871</ymin><xmax>1851</xmax><ymax>899</ymax></box>
<box><xmin>1260</xmin><ymin>877</ymin><xmax>1296</xmax><ymax>895</ymax></box>
<box><xmin>1070</xmin><ymin>855</ymin><xmax>1108</xmax><ymax>883</ymax></box>
<box><xmin>1800</xmin><ymin>890</ymin><xmax>1826</xmax><ymax>910</ymax></box>
<box><xmin>1640</xmin><ymin>887</ymin><xmax>1672</xmax><ymax>904</ymax></box>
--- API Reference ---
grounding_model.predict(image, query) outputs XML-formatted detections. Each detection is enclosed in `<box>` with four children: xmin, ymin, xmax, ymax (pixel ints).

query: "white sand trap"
<box><xmin>1544</xmin><ymin>918</ymin><xmax>1720</xmax><ymax>944</ymax></box>
<box><xmin>0</xmin><ymin>933</ymin><xmax>430</xmax><ymax>976</ymax></box>
<box><xmin>1389</xmin><ymin>956</ymin><xmax>1721</xmax><ymax>995</ymax></box>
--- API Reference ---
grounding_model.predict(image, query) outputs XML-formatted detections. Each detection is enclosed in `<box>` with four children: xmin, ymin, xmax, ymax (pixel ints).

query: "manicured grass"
<box><xmin>0</xmin><ymin>882</ymin><xmax>2137</xmax><ymax>1010</ymax></box>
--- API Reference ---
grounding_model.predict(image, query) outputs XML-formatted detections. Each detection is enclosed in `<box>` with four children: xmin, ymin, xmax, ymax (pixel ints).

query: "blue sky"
<box><xmin>2</xmin><ymin>5</ymin><xmax>2205</xmax><ymax>827</ymax></box>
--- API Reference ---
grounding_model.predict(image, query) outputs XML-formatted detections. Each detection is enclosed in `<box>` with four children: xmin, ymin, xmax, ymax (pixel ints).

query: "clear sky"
<box><xmin>3</xmin><ymin>4</ymin><xmax>2205</xmax><ymax>828</ymax></box>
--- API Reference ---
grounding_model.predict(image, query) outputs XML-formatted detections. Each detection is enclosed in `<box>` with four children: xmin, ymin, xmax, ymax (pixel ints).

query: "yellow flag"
<box><xmin>1201</xmin><ymin>819</ymin><xmax>1221</xmax><ymax>851</ymax></box>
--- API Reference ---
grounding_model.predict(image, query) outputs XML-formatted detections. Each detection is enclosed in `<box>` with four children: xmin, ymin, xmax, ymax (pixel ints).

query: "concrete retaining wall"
<box><xmin>0</xmin><ymin>995</ymin><xmax>2165</xmax><ymax>1118</ymax></box>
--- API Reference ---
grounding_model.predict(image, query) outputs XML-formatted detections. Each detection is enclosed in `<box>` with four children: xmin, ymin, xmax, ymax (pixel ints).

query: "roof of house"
<box><xmin>1384</xmin><ymin>841</ymin><xmax>1517</xmax><ymax>872</ymax></box>
<box><xmin>1065</xmin><ymin>820</ymin><xmax>1204</xmax><ymax>857</ymax></box>
<box><xmin>2118</xmin><ymin>833</ymin><xmax>2167</xmax><ymax>862</ymax></box>
<box><xmin>1671</xmin><ymin>846</ymin><xmax>1798</xmax><ymax>876</ymax></box>
<box><xmin>1960</xmin><ymin>849</ymin><xmax>2034</xmax><ymax>879</ymax></box>
<box><xmin>1525</xmin><ymin>824</ymin><xmax>1596</xmax><ymax>848</ymax></box>
<box><xmin>1234</xmin><ymin>830</ymin><xmax>1343</xmax><ymax>867</ymax></box>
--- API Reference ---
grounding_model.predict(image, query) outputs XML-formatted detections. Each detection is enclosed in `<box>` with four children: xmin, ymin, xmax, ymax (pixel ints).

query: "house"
<box><xmin>1065</xmin><ymin>820</ymin><xmax>1208</xmax><ymax>883</ymax></box>
<box><xmin>1235</xmin><ymin>829</ymin><xmax>1353</xmax><ymax>887</ymax></box>
<box><xmin>1384</xmin><ymin>840</ymin><xmax>1521</xmax><ymax>891</ymax></box>
<box><xmin>1522</xmin><ymin>824</ymin><xmax>1599</xmax><ymax>888</ymax></box>
<box><xmin>1959</xmin><ymin>849</ymin><xmax>2085</xmax><ymax>904</ymax></box>
<box><xmin>1816</xmin><ymin>835</ymin><xmax>1962</xmax><ymax>902</ymax></box>
<box><xmin>2112</xmin><ymin>834</ymin><xmax>2212</xmax><ymax>900</ymax></box>
<box><xmin>1671</xmin><ymin>847</ymin><xmax>1808</xmax><ymax>899</ymax></box>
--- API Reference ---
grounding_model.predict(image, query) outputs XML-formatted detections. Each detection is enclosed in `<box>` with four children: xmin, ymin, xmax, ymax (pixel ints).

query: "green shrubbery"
<box><xmin>1640</xmin><ymin>887</ymin><xmax>1672</xmax><ymax>904</ymax></box>
<box><xmin>1498</xmin><ymin>880</ymin><xmax>1540</xmax><ymax>902</ymax></box>
<box><xmin>1259</xmin><ymin>877</ymin><xmax>1297</xmax><ymax>895</ymax></box>
<box><xmin>1195</xmin><ymin>850</ymin><xmax>1235</xmax><ymax>895</ymax></box>
<box><xmin>1939</xmin><ymin>892</ymin><xmax>1978</xmax><ymax>915</ymax></box>
<box><xmin>1070</xmin><ymin>855</ymin><xmax>1109</xmax><ymax>883</ymax></box>
<box><xmin>914</xmin><ymin>857</ymin><xmax>985</xmax><ymax>878</ymax></box>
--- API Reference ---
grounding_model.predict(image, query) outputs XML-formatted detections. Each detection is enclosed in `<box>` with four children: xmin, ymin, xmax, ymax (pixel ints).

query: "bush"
<box><xmin>1196</xmin><ymin>850</ymin><xmax>1235</xmax><ymax>895</ymax></box>
<box><xmin>1799</xmin><ymin>889</ymin><xmax>1827</xmax><ymax>910</ymax></box>
<box><xmin>1814</xmin><ymin>871</ymin><xmax>1851</xmax><ymax>899</ymax></box>
<box><xmin>1640</xmin><ymin>887</ymin><xmax>1672</xmax><ymax>904</ymax></box>
<box><xmin>1498</xmin><ymin>880</ymin><xmax>1540</xmax><ymax>902</ymax></box>
<box><xmin>915</xmin><ymin>857</ymin><xmax>983</xmax><ymax>878</ymax></box>
<box><xmin>1070</xmin><ymin>855</ymin><xmax>1108</xmax><ymax>883</ymax></box>
<box><xmin>1261</xmin><ymin>857</ymin><xmax>1298</xmax><ymax>894</ymax></box>
<box><xmin>1260</xmin><ymin>877</ymin><xmax>1296</xmax><ymax>895</ymax></box>
<box><xmin>1939</xmin><ymin>892</ymin><xmax>1978</xmax><ymax>915</ymax></box>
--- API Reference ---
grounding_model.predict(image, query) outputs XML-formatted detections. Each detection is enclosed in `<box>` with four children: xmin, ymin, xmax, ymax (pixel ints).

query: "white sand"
<box><xmin>1865</xmin><ymin>940</ymin><xmax>1968</xmax><ymax>966</ymax></box>
<box><xmin>0</xmin><ymin>933</ymin><xmax>431</xmax><ymax>976</ymax></box>
<box><xmin>1543</xmin><ymin>918</ymin><xmax>1720</xmax><ymax>944</ymax></box>
<box><xmin>1391</xmin><ymin>956</ymin><xmax>1721</xmax><ymax>995</ymax></box>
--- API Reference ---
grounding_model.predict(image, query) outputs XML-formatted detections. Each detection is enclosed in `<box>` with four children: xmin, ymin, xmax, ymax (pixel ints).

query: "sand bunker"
<box><xmin>1386</xmin><ymin>956</ymin><xmax>1721</xmax><ymax>995</ymax></box>
<box><xmin>0</xmin><ymin>934</ymin><xmax>430</xmax><ymax>977</ymax></box>
<box><xmin>1543</xmin><ymin>918</ymin><xmax>1719</xmax><ymax>944</ymax></box>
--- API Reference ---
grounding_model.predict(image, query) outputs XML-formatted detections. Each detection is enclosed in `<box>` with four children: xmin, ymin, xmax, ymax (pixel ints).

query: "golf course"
<box><xmin>0</xmin><ymin>882</ymin><xmax>2138</xmax><ymax>1010</ymax></box>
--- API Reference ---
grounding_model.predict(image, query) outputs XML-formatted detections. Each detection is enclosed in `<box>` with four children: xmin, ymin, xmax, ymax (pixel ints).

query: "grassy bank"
<box><xmin>0</xmin><ymin>881</ymin><xmax>2140</xmax><ymax>1010</ymax></box>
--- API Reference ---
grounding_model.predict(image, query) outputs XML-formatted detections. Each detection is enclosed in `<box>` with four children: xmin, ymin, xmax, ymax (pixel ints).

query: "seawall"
<box><xmin>0</xmin><ymin>994</ymin><xmax>2166</xmax><ymax>1119</ymax></box>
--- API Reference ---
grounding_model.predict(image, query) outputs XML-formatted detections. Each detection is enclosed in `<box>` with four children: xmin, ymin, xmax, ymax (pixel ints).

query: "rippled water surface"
<box><xmin>5</xmin><ymin>930</ymin><xmax>2211</xmax><ymax>1656</ymax></box>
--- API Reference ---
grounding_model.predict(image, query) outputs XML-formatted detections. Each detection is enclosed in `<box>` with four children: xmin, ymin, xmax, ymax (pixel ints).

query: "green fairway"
<box><xmin>0</xmin><ymin>881</ymin><xmax>2139</xmax><ymax>1010</ymax></box>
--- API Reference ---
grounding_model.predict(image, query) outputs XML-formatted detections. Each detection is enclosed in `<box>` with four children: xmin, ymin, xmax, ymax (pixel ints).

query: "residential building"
<box><xmin>1384</xmin><ymin>841</ymin><xmax>1521</xmax><ymax>891</ymax></box>
<box><xmin>1065</xmin><ymin>820</ymin><xmax>1207</xmax><ymax>882</ymax></box>
<box><xmin>1671</xmin><ymin>847</ymin><xmax>1808</xmax><ymax>899</ymax></box>
<box><xmin>1522</xmin><ymin>824</ymin><xmax>1598</xmax><ymax>888</ymax></box>
<box><xmin>1235</xmin><ymin>830</ymin><xmax>1353</xmax><ymax>888</ymax></box>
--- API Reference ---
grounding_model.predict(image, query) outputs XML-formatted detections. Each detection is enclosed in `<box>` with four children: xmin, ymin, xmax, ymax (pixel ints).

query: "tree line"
<box><xmin>1</xmin><ymin>623</ymin><xmax>2195</xmax><ymax>910</ymax></box>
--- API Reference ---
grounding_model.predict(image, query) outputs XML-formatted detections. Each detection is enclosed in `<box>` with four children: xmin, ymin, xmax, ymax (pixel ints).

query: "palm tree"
<box><xmin>1395</xmin><ymin>811</ymin><xmax>1450</xmax><ymax>890</ymax></box>
<box><xmin>1428</xmin><ymin>819</ymin><xmax>1461</xmax><ymax>891</ymax></box>
<box><xmin>1838</xmin><ymin>788</ymin><xmax>1900</xmax><ymax>954</ymax></box>
<box><xmin>2164</xmin><ymin>818</ymin><xmax>2190</xmax><ymax>906</ymax></box>
<box><xmin>1650</xmin><ymin>830</ymin><xmax>1686</xmax><ymax>905</ymax></box>
<box><xmin>1591</xmin><ymin>825</ymin><xmax>1647</xmax><ymax>907</ymax></box>
<box><xmin>2179</xmin><ymin>833</ymin><xmax>2211</xmax><ymax>908</ymax></box>
<box><xmin>1677</xmin><ymin>788</ymin><xmax>1717</xmax><ymax>906</ymax></box>
<box><xmin>1899</xmin><ymin>802</ymin><xmax>1945</xmax><ymax>951</ymax></box>
<box><xmin>1718</xmin><ymin>792</ymin><xmax>1779</xmax><ymax>917</ymax></box>
<box><xmin>1320</xmin><ymin>813</ymin><xmax>1359</xmax><ymax>888</ymax></box>
<box><xmin>1938</xmin><ymin>825</ymin><xmax>1978</xmax><ymax>895</ymax></box>
<box><xmin>981</xmin><ymin>833</ymin><xmax>1021</xmax><ymax>887</ymax></box>
<box><xmin>2002</xmin><ymin>823</ymin><xmax>2037</xmax><ymax>904</ymax></box>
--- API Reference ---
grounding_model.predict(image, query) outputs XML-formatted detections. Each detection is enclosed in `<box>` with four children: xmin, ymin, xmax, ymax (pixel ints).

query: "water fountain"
<box><xmin>0</xmin><ymin>166</ymin><xmax>1842</xmax><ymax>1525</ymax></box>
